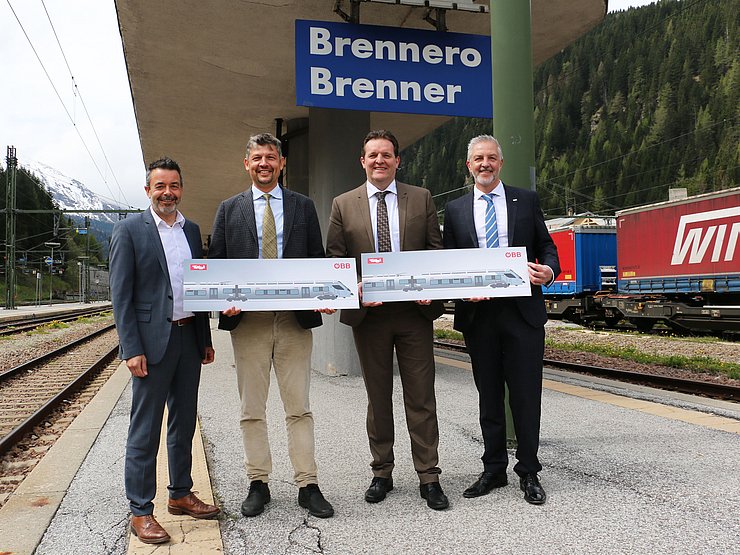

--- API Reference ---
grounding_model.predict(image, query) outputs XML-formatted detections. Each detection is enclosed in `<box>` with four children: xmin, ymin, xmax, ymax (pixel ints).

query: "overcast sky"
<box><xmin>0</xmin><ymin>1</ymin><xmax>657</xmax><ymax>209</ymax></box>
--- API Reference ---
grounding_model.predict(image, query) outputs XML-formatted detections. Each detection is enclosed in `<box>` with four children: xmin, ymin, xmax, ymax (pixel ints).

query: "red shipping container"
<box><xmin>616</xmin><ymin>188</ymin><xmax>739</xmax><ymax>282</ymax></box>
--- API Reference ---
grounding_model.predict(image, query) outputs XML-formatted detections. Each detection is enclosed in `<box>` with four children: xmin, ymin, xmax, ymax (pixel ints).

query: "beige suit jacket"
<box><xmin>326</xmin><ymin>181</ymin><xmax>444</xmax><ymax>327</ymax></box>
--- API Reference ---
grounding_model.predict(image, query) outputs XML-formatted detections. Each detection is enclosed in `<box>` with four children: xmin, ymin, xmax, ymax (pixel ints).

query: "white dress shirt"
<box><xmin>150</xmin><ymin>207</ymin><xmax>194</xmax><ymax>321</ymax></box>
<box><xmin>366</xmin><ymin>180</ymin><xmax>401</xmax><ymax>252</ymax></box>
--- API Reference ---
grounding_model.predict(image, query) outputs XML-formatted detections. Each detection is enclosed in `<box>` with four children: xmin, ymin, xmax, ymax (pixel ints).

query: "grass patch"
<box><xmin>29</xmin><ymin>320</ymin><xmax>69</xmax><ymax>334</ymax></box>
<box><xmin>546</xmin><ymin>338</ymin><xmax>740</xmax><ymax>380</ymax></box>
<box><xmin>435</xmin><ymin>329</ymin><xmax>464</xmax><ymax>341</ymax></box>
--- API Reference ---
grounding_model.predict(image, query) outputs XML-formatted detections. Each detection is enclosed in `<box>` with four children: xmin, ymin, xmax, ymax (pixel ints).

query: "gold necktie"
<box><xmin>262</xmin><ymin>193</ymin><xmax>277</xmax><ymax>259</ymax></box>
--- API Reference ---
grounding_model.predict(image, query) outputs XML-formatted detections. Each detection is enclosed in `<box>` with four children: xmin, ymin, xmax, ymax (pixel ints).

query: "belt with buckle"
<box><xmin>172</xmin><ymin>316</ymin><xmax>195</xmax><ymax>326</ymax></box>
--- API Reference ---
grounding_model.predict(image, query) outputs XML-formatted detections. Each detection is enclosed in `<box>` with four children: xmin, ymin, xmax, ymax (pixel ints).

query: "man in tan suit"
<box><xmin>326</xmin><ymin>130</ymin><xmax>448</xmax><ymax>510</ymax></box>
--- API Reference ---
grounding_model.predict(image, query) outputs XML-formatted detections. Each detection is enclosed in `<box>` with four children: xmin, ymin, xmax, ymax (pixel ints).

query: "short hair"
<box><xmin>246</xmin><ymin>133</ymin><xmax>283</xmax><ymax>159</ymax></box>
<box><xmin>362</xmin><ymin>130</ymin><xmax>399</xmax><ymax>157</ymax></box>
<box><xmin>146</xmin><ymin>157</ymin><xmax>182</xmax><ymax>187</ymax></box>
<box><xmin>466</xmin><ymin>135</ymin><xmax>503</xmax><ymax>162</ymax></box>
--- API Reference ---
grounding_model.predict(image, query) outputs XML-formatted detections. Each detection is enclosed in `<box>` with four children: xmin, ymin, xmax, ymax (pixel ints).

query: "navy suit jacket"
<box><xmin>109</xmin><ymin>209</ymin><xmax>212</xmax><ymax>365</ymax></box>
<box><xmin>208</xmin><ymin>186</ymin><xmax>325</xmax><ymax>330</ymax></box>
<box><xmin>443</xmin><ymin>184</ymin><xmax>560</xmax><ymax>331</ymax></box>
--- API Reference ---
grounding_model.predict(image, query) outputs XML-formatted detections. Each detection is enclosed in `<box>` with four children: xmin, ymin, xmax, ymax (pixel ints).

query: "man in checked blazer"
<box><xmin>326</xmin><ymin>130</ymin><xmax>449</xmax><ymax>511</ymax></box>
<box><xmin>110</xmin><ymin>158</ymin><xmax>218</xmax><ymax>545</ymax></box>
<box><xmin>208</xmin><ymin>133</ymin><xmax>334</xmax><ymax>519</ymax></box>
<box><xmin>443</xmin><ymin>135</ymin><xmax>560</xmax><ymax>506</ymax></box>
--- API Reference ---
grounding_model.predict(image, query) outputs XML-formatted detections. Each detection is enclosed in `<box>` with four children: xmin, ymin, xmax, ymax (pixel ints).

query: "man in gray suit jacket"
<box><xmin>326</xmin><ymin>130</ymin><xmax>449</xmax><ymax>511</ymax></box>
<box><xmin>208</xmin><ymin>133</ymin><xmax>334</xmax><ymax>519</ymax></box>
<box><xmin>110</xmin><ymin>158</ymin><xmax>218</xmax><ymax>545</ymax></box>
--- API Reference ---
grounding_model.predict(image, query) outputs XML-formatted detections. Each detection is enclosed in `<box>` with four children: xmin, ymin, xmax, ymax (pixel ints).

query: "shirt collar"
<box><xmin>366</xmin><ymin>180</ymin><xmax>397</xmax><ymax>198</ymax></box>
<box><xmin>252</xmin><ymin>184</ymin><xmax>283</xmax><ymax>200</ymax></box>
<box><xmin>474</xmin><ymin>181</ymin><xmax>505</xmax><ymax>201</ymax></box>
<box><xmin>150</xmin><ymin>206</ymin><xmax>185</xmax><ymax>228</ymax></box>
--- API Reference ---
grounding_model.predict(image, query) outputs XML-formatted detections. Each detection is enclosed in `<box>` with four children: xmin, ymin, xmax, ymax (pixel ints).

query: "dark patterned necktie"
<box><xmin>262</xmin><ymin>193</ymin><xmax>277</xmax><ymax>259</ymax></box>
<box><xmin>376</xmin><ymin>191</ymin><xmax>392</xmax><ymax>252</ymax></box>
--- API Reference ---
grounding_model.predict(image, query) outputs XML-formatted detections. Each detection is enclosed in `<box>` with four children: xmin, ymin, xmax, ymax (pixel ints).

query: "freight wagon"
<box><xmin>543</xmin><ymin>188</ymin><xmax>740</xmax><ymax>333</ymax></box>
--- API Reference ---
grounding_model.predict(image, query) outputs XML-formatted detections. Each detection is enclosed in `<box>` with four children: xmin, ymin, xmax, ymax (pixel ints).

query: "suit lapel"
<box><xmin>397</xmin><ymin>183</ymin><xmax>408</xmax><ymax>248</ymax></box>
<box><xmin>237</xmin><ymin>190</ymin><xmax>258</xmax><ymax>244</ymax></box>
<box><xmin>282</xmin><ymin>187</ymin><xmax>296</xmax><ymax>254</ymax></box>
<box><xmin>503</xmin><ymin>185</ymin><xmax>519</xmax><ymax>246</ymax></box>
<box><xmin>355</xmin><ymin>184</ymin><xmax>375</xmax><ymax>251</ymax></box>
<box><xmin>143</xmin><ymin>210</ymin><xmax>170</xmax><ymax>280</ymax></box>
<box><xmin>462</xmin><ymin>193</ymin><xmax>478</xmax><ymax>247</ymax></box>
<box><xmin>183</xmin><ymin>221</ymin><xmax>199</xmax><ymax>258</ymax></box>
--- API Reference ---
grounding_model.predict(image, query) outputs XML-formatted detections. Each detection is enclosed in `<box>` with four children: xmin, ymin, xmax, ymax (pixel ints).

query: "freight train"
<box><xmin>543</xmin><ymin>187</ymin><xmax>740</xmax><ymax>334</ymax></box>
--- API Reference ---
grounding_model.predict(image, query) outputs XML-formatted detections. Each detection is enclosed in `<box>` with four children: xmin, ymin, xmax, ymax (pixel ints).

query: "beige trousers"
<box><xmin>230</xmin><ymin>311</ymin><xmax>317</xmax><ymax>486</ymax></box>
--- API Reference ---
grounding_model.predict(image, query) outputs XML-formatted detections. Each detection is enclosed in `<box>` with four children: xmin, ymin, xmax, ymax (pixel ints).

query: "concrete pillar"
<box><xmin>308</xmin><ymin>107</ymin><xmax>369</xmax><ymax>376</ymax></box>
<box><xmin>491</xmin><ymin>0</ymin><xmax>536</xmax><ymax>190</ymax></box>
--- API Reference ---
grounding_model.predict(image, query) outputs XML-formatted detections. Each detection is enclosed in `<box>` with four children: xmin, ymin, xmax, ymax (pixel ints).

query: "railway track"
<box><xmin>433</xmin><ymin>339</ymin><xmax>739</xmax><ymax>402</ymax></box>
<box><xmin>0</xmin><ymin>306</ymin><xmax>112</xmax><ymax>337</ymax></box>
<box><xmin>0</xmin><ymin>325</ymin><xmax>120</xmax><ymax>455</ymax></box>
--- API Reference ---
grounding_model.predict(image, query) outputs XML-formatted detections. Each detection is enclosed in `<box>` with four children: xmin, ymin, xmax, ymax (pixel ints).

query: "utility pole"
<box><xmin>5</xmin><ymin>146</ymin><xmax>18</xmax><ymax>309</ymax></box>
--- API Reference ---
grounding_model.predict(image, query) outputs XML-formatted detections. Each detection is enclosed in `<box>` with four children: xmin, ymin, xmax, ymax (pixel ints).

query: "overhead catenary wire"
<box><xmin>5</xmin><ymin>0</ymin><xmax>129</xmax><ymax>207</ymax></box>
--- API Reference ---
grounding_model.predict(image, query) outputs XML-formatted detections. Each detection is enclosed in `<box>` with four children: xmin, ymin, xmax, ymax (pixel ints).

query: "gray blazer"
<box><xmin>208</xmin><ymin>186</ymin><xmax>325</xmax><ymax>330</ymax></box>
<box><xmin>109</xmin><ymin>209</ymin><xmax>212</xmax><ymax>365</ymax></box>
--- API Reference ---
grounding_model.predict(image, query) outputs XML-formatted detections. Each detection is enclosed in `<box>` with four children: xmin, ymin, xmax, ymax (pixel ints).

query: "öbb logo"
<box><xmin>190</xmin><ymin>263</ymin><xmax>208</xmax><ymax>270</ymax></box>
<box><xmin>504</xmin><ymin>251</ymin><xmax>522</xmax><ymax>258</ymax></box>
<box><xmin>333</xmin><ymin>262</ymin><xmax>352</xmax><ymax>269</ymax></box>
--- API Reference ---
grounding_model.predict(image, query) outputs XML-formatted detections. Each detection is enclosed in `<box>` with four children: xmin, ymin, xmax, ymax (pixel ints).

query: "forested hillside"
<box><xmin>398</xmin><ymin>0</ymin><xmax>739</xmax><ymax>216</ymax></box>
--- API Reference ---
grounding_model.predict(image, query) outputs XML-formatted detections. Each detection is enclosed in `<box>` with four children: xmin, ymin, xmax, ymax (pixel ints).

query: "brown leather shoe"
<box><xmin>130</xmin><ymin>515</ymin><xmax>170</xmax><ymax>544</ymax></box>
<box><xmin>167</xmin><ymin>492</ymin><xmax>220</xmax><ymax>519</ymax></box>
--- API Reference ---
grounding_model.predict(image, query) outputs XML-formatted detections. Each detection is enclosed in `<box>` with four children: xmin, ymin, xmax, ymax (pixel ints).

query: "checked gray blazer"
<box><xmin>208</xmin><ymin>186</ymin><xmax>325</xmax><ymax>330</ymax></box>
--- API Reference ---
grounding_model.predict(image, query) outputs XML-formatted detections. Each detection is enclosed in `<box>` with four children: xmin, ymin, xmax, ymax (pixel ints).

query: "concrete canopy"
<box><xmin>115</xmin><ymin>0</ymin><xmax>606</xmax><ymax>236</ymax></box>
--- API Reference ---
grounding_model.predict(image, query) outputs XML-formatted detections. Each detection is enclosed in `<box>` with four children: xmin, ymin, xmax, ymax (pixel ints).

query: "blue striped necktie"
<box><xmin>482</xmin><ymin>193</ymin><xmax>499</xmax><ymax>248</ymax></box>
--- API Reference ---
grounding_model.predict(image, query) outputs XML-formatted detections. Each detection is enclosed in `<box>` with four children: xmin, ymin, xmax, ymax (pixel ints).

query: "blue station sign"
<box><xmin>295</xmin><ymin>19</ymin><xmax>492</xmax><ymax>118</ymax></box>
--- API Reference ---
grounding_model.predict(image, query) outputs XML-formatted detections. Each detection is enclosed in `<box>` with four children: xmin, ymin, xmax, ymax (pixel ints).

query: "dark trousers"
<box><xmin>125</xmin><ymin>323</ymin><xmax>202</xmax><ymax>515</ymax></box>
<box><xmin>464</xmin><ymin>299</ymin><xmax>544</xmax><ymax>477</ymax></box>
<box><xmin>353</xmin><ymin>303</ymin><xmax>441</xmax><ymax>484</ymax></box>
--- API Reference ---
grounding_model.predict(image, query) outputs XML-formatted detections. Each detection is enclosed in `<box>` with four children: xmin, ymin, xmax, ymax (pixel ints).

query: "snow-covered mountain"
<box><xmin>24</xmin><ymin>161</ymin><xmax>131</xmax><ymax>226</ymax></box>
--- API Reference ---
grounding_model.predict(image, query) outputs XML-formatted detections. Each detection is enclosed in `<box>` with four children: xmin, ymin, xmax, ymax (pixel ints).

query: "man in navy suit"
<box><xmin>443</xmin><ymin>135</ymin><xmax>560</xmax><ymax>505</ymax></box>
<box><xmin>110</xmin><ymin>158</ymin><xmax>218</xmax><ymax>545</ymax></box>
<box><xmin>208</xmin><ymin>133</ymin><xmax>334</xmax><ymax>519</ymax></box>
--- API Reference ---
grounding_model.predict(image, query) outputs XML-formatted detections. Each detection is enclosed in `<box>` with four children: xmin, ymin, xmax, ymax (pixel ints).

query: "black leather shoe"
<box><xmin>520</xmin><ymin>474</ymin><xmax>546</xmax><ymax>505</ymax></box>
<box><xmin>463</xmin><ymin>471</ymin><xmax>508</xmax><ymax>498</ymax></box>
<box><xmin>420</xmin><ymin>482</ymin><xmax>449</xmax><ymax>510</ymax></box>
<box><xmin>364</xmin><ymin>477</ymin><xmax>393</xmax><ymax>503</ymax></box>
<box><xmin>298</xmin><ymin>484</ymin><xmax>334</xmax><ymax>518</ymax></box>
<box><xmin>241</xmin><ymin>480</ymin><xmax>270</xmax><ymax>517</ymax></box>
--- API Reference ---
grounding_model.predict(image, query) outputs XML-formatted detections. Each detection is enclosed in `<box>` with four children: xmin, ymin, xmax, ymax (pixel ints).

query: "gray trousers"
<box><xmin>125</xmin><ymin>323</ymin><xmax>202</xmax><ymax>516</ymax></box>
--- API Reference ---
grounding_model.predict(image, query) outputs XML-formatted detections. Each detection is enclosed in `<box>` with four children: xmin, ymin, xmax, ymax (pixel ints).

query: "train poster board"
<box><xmin>182</xmin><ymin>258</ymin><xmax>359</xmax><ymax>311</ymax></box>
<box><xmin>361</xmin><ymin>247</ymin><xmax>531</xmax><ymax>303</ymax></box>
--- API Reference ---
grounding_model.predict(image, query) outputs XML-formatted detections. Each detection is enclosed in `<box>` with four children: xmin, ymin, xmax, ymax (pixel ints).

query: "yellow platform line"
<box><xmin>127</xmin><ymin>413</ymin><xmax>223</xmax><ymax>554</ymax></box>
<box><xmin>435</xmin><ymin>355</ymin><xmax>739</xmax><ymax>434</ymax></box>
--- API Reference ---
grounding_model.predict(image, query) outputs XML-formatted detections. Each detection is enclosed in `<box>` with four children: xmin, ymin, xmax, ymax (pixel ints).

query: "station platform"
<box><xmin>1</xmin><ymin>321</ymin><xmax>738</xmax><ymax>554</ymax></box>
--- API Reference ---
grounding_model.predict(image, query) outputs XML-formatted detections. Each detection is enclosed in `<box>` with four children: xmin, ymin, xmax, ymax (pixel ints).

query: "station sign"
<box><xmin>295</xmin><ymin>19</ymin><xmax>492</xmax><ymax>118</ymax></box>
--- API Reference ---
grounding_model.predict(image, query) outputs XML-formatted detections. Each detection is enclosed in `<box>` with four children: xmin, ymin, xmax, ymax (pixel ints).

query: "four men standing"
<box><xmin>111</xmin><ymin>131</ymin><xmax>557</xmax><ymax>545</ymax></box>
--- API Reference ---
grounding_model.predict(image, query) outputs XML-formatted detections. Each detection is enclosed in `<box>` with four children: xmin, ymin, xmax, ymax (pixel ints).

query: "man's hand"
<box><xmin>414</xmin><ymin>299</ymin><xmax>432</xmax><ymax>305</ymax></box>
<box><xmin>126</xmin><ymin>354</ymin><xmax>148</xmax><ymax>378</ymax></box>
<box><xmin>222</xmin><ymin>306</ymin><xmax>241</xmax><ymax>317</ymax></box>
<box><xmin>527</xmin><ymin>262</ymin><xmax>554</xmax><ymax>286</ymax></box>
<box><xmin>202</xmin><ymin>346</ymin><xmax>215</xmax><ymax>364</ymax></box>
<box><xmin>316</xmin><ymin>308</ymin><xmax>337</xmax><ymax>314</ymax></box>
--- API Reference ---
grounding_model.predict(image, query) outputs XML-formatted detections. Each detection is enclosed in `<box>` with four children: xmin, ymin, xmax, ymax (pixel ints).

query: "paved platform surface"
<box><xmin>1</xmin><ymin>320</ymin><xmax>738</xmax><ymax>554</ymax></box>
